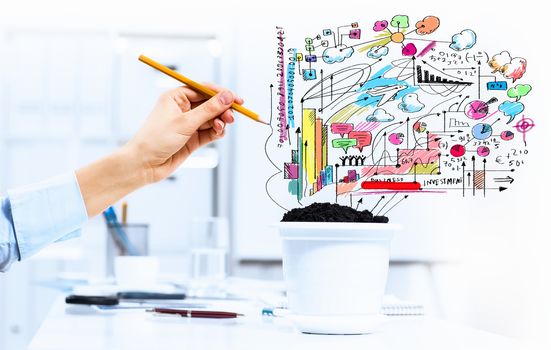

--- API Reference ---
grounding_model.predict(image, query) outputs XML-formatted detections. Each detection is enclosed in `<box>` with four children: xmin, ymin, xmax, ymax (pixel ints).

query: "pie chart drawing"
<box><xmin>500</xmin><ymin>130</ymin><xmax>514</xmax><ymax>141</ymax></box>
<box><xmin>477</xmin><ymin>146</ymin><xmax>490</xmax><ymax>157</ymax></box>
<box><xmin>464</xmin><ymin>100</ymin><xmax>488</xmax><ymax>120</ymax></box>
<box><xmin>472</xmin><ymin>123</ymin><xmax>492</xmax><ymax>140</ymax></box>
<box><xmin>450</xmin><ymin>144</ymin><xmax>466</xmax><ymax>157</ymax></box>
<box><xmin>413</xmin><ymin>121</ymin><xmax>427</xmax><ymax>133</ymax></box>
<box><xmin>389</xmin><ymin>132</ymin><xmax>404</xmax><ymax>145</ymax></box>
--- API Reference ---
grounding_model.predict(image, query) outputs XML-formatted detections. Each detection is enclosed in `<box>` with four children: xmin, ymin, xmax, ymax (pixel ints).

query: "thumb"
<box><xmin>185</xmin><ymin>90</ymin><xmax>234</xmax><ymax>129</ymax></box>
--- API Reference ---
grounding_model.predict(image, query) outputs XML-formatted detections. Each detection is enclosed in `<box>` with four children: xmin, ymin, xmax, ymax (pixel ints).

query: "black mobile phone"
<box><xmin>65</xmin><ymin>295</ymin><xmax>119</xmax><ymax>306</ymax></box>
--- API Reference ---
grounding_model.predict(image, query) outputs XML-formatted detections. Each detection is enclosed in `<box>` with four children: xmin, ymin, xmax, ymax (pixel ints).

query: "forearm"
<box><xmin>1</xmin><ymin>85</ymin><xmax>235</xmax><ymax>271</ymax></box>
<box><xmin>76</xmin><ymin>145</ymin><xmax>150</xmax><ymax>218</ymax></box>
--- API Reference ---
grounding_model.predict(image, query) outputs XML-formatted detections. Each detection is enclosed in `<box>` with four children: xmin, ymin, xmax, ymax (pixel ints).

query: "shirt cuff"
<box><xmin>7</xmin><ymin>172</ymin><xmax>89</xmax><ymax>260</ymax></box>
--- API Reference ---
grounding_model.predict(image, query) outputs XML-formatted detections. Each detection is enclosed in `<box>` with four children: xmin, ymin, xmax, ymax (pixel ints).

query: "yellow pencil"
<box><xmin>138</xmin><ymin>55</ymin><xmax>268</xmax><ymax>125</ymax></box>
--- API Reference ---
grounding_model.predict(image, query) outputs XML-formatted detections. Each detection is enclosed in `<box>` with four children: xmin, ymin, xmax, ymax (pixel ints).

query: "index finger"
<box><xmin>202</xmin><ymin>82</ymin><xmax>244</xmax><ymax>105</ymax></box>
<box><xmin>177</xmin><ymin>83</ymin><xmax>243</xmax><ymax>105</ymax></box>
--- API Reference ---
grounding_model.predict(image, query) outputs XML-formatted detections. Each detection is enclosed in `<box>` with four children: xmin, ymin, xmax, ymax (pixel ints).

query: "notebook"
<box><xmin>381</xmin><ymin>295</ymin><xmax>424</xmax><ymax>316</ymax></box>
<box><xmin>261</xmin><ymin>294</ymin><xmax>425</xmax><ymax>317</ymax></box>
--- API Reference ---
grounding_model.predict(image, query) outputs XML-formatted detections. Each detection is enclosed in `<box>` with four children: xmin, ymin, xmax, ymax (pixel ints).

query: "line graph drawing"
<box><xmin>266</xmin><ymin>15</ymin><xmax>534</xmax><ymax>211</ymax></box>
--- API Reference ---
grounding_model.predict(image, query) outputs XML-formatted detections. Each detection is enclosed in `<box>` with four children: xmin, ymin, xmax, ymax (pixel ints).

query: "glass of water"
<box><xmin>188</xmin><ymin>217</ymin><xmax>229</xmax><ymax>286</ymax></box>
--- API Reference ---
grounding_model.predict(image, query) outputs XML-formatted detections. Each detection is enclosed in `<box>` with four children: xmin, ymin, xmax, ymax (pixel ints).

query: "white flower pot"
<box><xmin>277</xmin><ymin>222</ymin><xmax>398</xmax><ymax>334</ymax></box>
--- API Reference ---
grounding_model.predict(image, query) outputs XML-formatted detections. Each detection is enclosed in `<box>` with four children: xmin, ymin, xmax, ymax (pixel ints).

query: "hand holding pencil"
<box><xmin>119</xmin><ymin>55</ymin><xmax>268</xmax><ymax>184</ymax></box>
<box><xmin>123</xmin><ymin>82</ymin><xmax>241</xmax><ymax>184</ymax></box>
<box><xmin>138</xmin><ymin>55</ymin><xmax>267</xmax><ymax>125</ymax></box>
<box><xmin>77</xmin><ymin>56</ymin><xmax>259</xmax><ymax>217</ymax></box>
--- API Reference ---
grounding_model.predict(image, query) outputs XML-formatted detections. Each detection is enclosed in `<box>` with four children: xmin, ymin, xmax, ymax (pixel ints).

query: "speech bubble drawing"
<box><xmin>330</xmin><ymin>123</ymin><xmax>354</xmax><ymax>137</ymax></box>
<box><xmin>332</xmin><ymin>138</ymin><xmax>357</xmax><ymax>153</ymax></box>
<box><xmin>349</xmin><ymin>131</ymin><xmax>372</xmax><ymax>152</ymax></box>
<box><xmin>499</xmin><ymin>100</ymin><xmax>525</xmax><ymax>124</ymax></box>
<box><xmin>507</xmin><ymin>84</ymin><xmax>532</xmax><ymax>101</ymax></box>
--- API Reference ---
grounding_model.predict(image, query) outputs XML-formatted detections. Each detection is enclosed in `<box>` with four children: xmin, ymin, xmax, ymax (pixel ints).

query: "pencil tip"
<box><xmin>259</xmin><ymin>119</ymin><xmax>270</xmax><ymax>125</ymax></box>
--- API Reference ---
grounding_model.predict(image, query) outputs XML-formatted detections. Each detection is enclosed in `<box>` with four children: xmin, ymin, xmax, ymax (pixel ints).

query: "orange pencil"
<box><xmin>138</xmin><ymin>55</ymin><xmax>267</xmax><ymax>125</ymax></box>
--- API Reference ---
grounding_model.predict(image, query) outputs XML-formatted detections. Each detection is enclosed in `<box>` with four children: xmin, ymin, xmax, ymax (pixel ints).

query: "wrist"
<box><xmin>115</xmin><ymin>144</ymin><xmax>152</xmax><ymax>188</ymax></box>
<box><xmin>76</xmin><ymin>145</ymin><xmax>151</xmax><ymax>218</ymax></box>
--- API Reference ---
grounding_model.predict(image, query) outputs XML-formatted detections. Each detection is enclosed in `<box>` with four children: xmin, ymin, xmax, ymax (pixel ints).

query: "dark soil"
<box><xmin>281</xmin><ymin>202</ymin><xmax>389</xmax><ymax>223</ymax></box>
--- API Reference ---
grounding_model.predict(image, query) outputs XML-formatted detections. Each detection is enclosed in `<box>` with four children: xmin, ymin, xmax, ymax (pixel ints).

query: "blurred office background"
<box><xmin>0</xmin><ymin>1</ymin><xmax>549</xmax><ymax>349</ymax></box>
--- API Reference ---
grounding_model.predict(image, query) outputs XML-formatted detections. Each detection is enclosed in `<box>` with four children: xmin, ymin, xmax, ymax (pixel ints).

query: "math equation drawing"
<box><xmin>266</xmin><ymin>15</ymin><xmax>534</xmax><ymax>213</ymax></box>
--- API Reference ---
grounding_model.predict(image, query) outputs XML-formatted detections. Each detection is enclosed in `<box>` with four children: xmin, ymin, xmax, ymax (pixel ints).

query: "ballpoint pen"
<box><xmin>147</xmin><ymin>308</ymin><xmax>243</xmax><ymax>319</ymax></box>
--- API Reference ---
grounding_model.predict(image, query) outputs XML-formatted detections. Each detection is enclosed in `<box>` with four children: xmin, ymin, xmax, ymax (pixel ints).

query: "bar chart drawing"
<box><xmin>415</xmin><ymin>64</ymin><xmax>472</xmax><ymax>86</ymax></box>
<box><xmin>414</xmin><ymin>61</ymin><xmax>473</xmax><ymax>97</ymax></box>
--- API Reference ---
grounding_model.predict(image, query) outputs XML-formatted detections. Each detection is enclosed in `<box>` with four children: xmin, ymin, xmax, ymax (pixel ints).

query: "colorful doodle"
<box><xmin>266</xmin><ymin>16</ymin><xmax>534</xmax><ymax>212</ymax></box>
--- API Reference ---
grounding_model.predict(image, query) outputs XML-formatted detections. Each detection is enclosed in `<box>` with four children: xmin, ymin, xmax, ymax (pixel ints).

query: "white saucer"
<box><xmin>287</xmin><ymin>314</ymin><xmax>388</xmax><ymax>335</ymax></box>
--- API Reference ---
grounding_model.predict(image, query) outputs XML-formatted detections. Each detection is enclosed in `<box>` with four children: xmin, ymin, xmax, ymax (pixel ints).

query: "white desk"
<box><xmin>29</xmin><ymin>295</ymin><xmax>525</xmax><ymax>350</ymax></box>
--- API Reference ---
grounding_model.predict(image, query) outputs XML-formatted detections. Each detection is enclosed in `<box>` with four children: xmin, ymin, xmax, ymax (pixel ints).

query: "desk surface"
<box><xmin>29</xmin><ymin>295</ymin><xmax>524</xmax><ymax>350</ymax></box>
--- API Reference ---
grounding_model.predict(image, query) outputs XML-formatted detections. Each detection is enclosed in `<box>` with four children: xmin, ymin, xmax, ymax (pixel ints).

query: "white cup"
<box><xmin>114</xmin><ymin>256</ymin><xmax>160</xmax><ymax>288</ymax></box>
<box><xmin>277</xmin><ymin>222</ymin><xmax>397</xmax><ymax>334</ymax></box>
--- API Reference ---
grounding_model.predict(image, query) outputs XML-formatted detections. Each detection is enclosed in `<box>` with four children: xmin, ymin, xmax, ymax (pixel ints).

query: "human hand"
<box><xmin>125</xmin><ymin>84</ymin><xmax>242</xmax><ymax>183</ymax></box>
<box><xmin>77</xmin><ymin>84</ymin><xmax>241</xmax><ymax>217</ymax></box>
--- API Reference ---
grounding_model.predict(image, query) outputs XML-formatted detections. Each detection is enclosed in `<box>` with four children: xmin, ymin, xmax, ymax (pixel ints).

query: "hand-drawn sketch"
<box><xmin>266</xmin><ymin>17</ymin><xmax>533</xmax><ymax>213</ymax></box>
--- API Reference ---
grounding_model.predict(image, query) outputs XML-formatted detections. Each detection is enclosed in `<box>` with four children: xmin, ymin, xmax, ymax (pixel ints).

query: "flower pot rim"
<box><xmin>275</xmin><ymin>222</ymin><xmax>400</xmax><ymax>240</ymax></box>
<box><xmin>275</xmin><ymin>221</ymin><xmax>400</xmax><ymax>230</ymax></box>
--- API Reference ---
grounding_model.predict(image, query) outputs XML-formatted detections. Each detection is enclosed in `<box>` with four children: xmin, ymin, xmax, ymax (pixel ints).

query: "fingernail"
<box><xmin>218</xmin><ymin>91</ymin><xmax>233</xmax><ymax>105</ymax></box>
<box><xmin>216</xmin><ymin>122</ymin><xmax>225</xmax><ymax>134</ymax></box>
